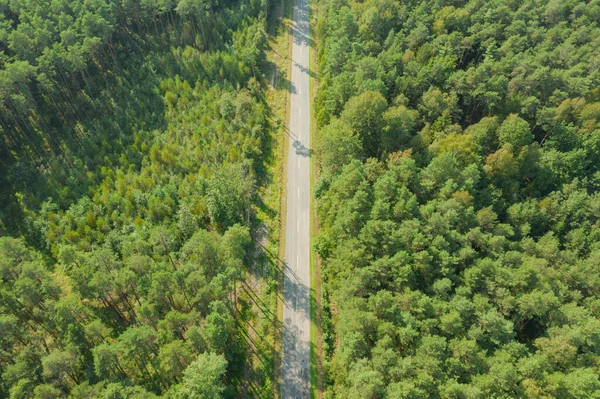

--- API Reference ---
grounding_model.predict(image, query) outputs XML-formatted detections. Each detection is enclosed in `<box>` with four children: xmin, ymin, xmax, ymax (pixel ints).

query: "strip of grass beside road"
<box><xmin>236</xmin><ymin>1</ymin><xmax>296</xmax><ymax>393</ymax></box>
<box><xmin>308</xmin><ymin>0</ymin><xmax>324</xmax><ymax>398</ymax></box>
<box><xmin>266</xmin><ymin>0</ymin><xmax>294</xmax><ymax>396</ymax></box>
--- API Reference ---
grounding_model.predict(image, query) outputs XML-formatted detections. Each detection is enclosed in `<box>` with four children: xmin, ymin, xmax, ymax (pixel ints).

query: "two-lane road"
<box><xmin>280</xmin><ymin>0</ymin><xmax>311</xmax><ymax>394</ymax></box>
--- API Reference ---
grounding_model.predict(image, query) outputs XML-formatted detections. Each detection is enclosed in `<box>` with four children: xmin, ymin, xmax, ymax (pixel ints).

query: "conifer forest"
<box><xmin>0</xmin><ymin>0</ymin><xmax>276</xmax><ymax>397</ymax></box>
<box><xmin>314</xmin><ymin>0</ymin><xmax>600</xmax><ymax>397</ymax></box>
<box><xmin>2</xmin><ymin>0</ymin><xmax>600</xmax><ymax>398</ymax></box>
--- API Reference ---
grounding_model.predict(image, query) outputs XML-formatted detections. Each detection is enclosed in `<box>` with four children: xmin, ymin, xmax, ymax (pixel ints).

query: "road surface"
<box><xmin>280</xmin><ymin>0</ymin><xmax>311</xmax><ymax>394</ymax></box>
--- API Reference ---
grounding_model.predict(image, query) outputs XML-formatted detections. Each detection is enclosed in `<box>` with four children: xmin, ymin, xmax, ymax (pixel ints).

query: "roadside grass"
<box><xmin>308</xmin><ymin>0</ymin><xmax>323</xmax><ymax>398</ymax></box>
<box><xmin>235</xmin><ymin>0</ymin><xmax>295</xmax><ymax>396</ymax></box>
<box><xmin>263</xmin><ymin>0</ymin><xmax>294</xmax><ymax>396</ymax></box>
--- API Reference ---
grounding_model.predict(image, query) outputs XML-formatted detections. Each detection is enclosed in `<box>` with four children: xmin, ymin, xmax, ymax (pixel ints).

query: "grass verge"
<box><xmin>308</xmin><ymin>1</ymin><xmax>324</xmax><ymax>398</ymax></box>
<box><xmin>265</xmin><ymin>0</ymin><xmax>294</xmax><ymax>396</ymax></box>
<box><xmin>237</xmin><ymin>3</ymin><xmax>295</xmax><ymax>394</ymax></box>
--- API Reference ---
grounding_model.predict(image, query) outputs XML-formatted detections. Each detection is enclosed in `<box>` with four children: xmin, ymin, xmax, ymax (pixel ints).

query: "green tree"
<box><xmin>497</xmin><ymin>114</ymin><xmax>533</xmax><ymax>150</ymax></box>
<box><xmin>206</xmin><ymin>163</ymin><xmax>255</xmax><ymax>228</ymax></box>
<box><xmin>316</xmin><ymin>118</ymin><xmax>362</xmax><ymax>175</ymax></box>
<box><xmin>178</xmin><ymin>352</ymin><xmax>228</xmax><ymax>399</ymax></box>
<box><xmin>340</xmin><ymin>91</ymin><xmax>388</xmax><ymax>157</ymax></box>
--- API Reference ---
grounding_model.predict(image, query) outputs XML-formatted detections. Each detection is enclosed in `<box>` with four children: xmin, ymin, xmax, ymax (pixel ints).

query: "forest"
<box><xmin>314</xmin><ymin>0</ymin><xmax>600</xmax><ymax>397</ymax></box>
<box><xmin>0</xmin><ymin>0</ymin><xmax>278</xmax><ymax>397</ymax></box>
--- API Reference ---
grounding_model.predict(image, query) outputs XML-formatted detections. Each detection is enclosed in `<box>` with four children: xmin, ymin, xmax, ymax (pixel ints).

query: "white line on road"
<box><xmin>298</xmin><ymin>187</ymin><xmax>300</xmax><ymax>198</ymax></box>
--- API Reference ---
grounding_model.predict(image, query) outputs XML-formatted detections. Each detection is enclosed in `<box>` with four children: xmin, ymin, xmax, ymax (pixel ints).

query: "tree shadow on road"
<box><xmin>293</xmin><ymin>140</ymin><xmax>312</xmax><ymax>157</ymax></box>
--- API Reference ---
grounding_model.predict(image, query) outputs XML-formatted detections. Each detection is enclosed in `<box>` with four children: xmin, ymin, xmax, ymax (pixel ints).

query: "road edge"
<box><xmin>308</xmin><ymin>0</ymin><xmax>324</xmax><ymax>397</ymax></box>
<box><xmin>273</xmin><ymin>0</ymin><xmax>295</xmax><ymax>396</ymax></box>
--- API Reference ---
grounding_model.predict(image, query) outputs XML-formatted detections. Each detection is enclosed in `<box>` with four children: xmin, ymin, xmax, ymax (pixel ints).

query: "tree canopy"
<box><xmin>315</xmin><ymin>0</ymin><xmax>600</xmax><ymax>397</ymax></box>
<box><xmin>0</xmin><ymin>0</ymin><xmax>276</xmax><ymax>396</ymax></box>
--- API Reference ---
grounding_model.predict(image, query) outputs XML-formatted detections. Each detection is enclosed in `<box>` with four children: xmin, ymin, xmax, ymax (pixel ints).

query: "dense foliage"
<box><xmin>0</xmin><ymin>0</ymin><xmax>276</xmax><ymax>397</ymax></box>
<box><xmin>315</xmin><ymin>0</ymin><xmax>600</xmax><ymax>397</ymax></box>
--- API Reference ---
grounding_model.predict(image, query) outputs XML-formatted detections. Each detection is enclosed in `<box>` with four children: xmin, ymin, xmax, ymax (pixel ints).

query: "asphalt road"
<box><xmin>280</xmin><ymin>0</ymin><xmax>311</xmax><ymax>394</ymax></box>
